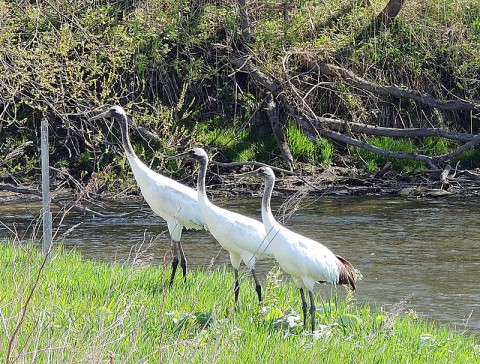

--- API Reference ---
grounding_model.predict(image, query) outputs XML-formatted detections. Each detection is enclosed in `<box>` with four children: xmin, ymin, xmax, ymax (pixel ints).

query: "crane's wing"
<box><xmin>203</xmin><ymin>203</ymin><xmax>271</xmax><ymax>259</ymax></box>
<box><xmin>270</xmin><ymin>225</ymin><xmax>341</xmax><ymax>285</ymax></box>
<box><xmin>129</xmin><ymin>156</ymin><xmax>207</xmax><ymax>230</ymax></box>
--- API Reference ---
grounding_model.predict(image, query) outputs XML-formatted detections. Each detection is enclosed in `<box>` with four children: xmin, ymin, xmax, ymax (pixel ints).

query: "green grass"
<box><xmin>195</xmin><ymin>120</ymin><xmax>281</xmax><ymax>164</ymax></box>
<box><xmin>286</xmin><ymin>122</ymin><xmax>333</xmax><ymax>165</ymax></box>
<box><xmin>1</xmin><ymin>242</ymin><xmax>478</xmax><ymax>363</ymax></box>
<box><xmin>353</xmin><ymin>136</ymin><xmax>463</xmax><ymax>172</ymax></box>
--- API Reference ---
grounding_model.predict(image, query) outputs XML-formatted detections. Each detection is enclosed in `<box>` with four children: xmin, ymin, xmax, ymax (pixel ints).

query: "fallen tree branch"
<box><xmin>317</xmin><ymin>114</ymin><xmax>480</xmax><ymax>169</ymax></box>
<box><xmin>299</xmin><ymin>56</ymin><xmax>480</xmax><ymax>111</ymax></box>
<box><xmin>318</xmin><ymin>118</ymin><xmax>475</xmax><ymax>142</ymax></box>
<box><xmin>435</xmin><ymin>131</ymin><xmax>480</xmax><ymax>165</ymax></box>
<box><xmin>318</xmin><ymin>128</ymin><xmax>438</xmax><ymax>168</ymax></box>
<box><xmin>228</xmin><ymin>53</ymin><xmax>435</xmax><ymax>168</ymax></box>
<box><xmin>227</xmin><ymin>51</ymin><xmax>480</xmax><ymax>170</ymax></box>
<box><xmin>212</xmin><ymin>160</ymin><xmax>296</xmax><ymax>176</ymax></box>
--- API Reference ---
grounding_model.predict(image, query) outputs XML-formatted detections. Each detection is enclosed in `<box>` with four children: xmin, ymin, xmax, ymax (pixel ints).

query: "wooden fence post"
<box><xmin>41</xmin><ymin>118</ymin><xmax>52</xmax><ymax>255</ymax></box>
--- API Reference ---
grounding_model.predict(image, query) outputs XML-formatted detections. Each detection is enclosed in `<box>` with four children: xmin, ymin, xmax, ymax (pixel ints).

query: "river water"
<box><xmin>1</xmin><ymin>195</ymin><xmax>479</xmax><ymax>335</ymax></box>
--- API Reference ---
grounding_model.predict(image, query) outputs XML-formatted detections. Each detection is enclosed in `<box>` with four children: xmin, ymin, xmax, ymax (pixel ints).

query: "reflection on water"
<box><xmin>1</xmin><ymin>196</ymin><xmax>479</xmax><ymax>334</ymax></box>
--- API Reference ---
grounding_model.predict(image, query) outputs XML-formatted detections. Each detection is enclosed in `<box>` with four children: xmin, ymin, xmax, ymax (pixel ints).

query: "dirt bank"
<box><xmin>2</xmin><ymin>166</ymin><xmax>480</xmax><ymax>211</ymax></box>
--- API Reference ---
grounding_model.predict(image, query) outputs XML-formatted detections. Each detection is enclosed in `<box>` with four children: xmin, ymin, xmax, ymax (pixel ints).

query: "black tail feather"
<box><xmin>336</xmin><ymin>255</ymin><xmax>356</xmax><ymax>291</ymax></box>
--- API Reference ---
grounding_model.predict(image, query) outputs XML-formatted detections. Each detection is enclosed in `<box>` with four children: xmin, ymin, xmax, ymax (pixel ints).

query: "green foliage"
<box><xmin>285</xmin><ymin>122</ymin><xmax>333</xmax><ymax>165</ymax></box>
<box><xmin>352</xmin><ymin>135</ymin><xmax>464</xmax><ymax>172</ymax></box>
<box><xmin>1</xmin><ymin>0</ymin><xmax>480</xmax><ymax>186</ymax></box>
<box><xmin>353</xmin><ymin>136</ymin><xmax>421</xmax><ymax>172</ymax></box>
<box><xmin>199</xmin><ymin>124</ymin><xmax>251</xmax><ymax>161</ymax></box>
<box><xmin>419</xmin><ymin>136</ymin><xmax>456</xmax><ymax>155</ymax></box>
<box><xmin>194</xmin><ymin>113</ymin><xmax>280</xmax><ymax>164</ymax></box>
<box><xmin>454</xmin><ymin>147</ymin><xmax>480</xmax><ymax>169</ymax></box>
<box><xmin>1</xmin><ymin>242</ymin><xmax>478</xmax><ymax>362</ymax></box>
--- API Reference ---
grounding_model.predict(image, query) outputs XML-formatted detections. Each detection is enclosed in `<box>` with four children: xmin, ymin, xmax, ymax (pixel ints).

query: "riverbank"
<box><xmin>222</xmin><ymin>164</ymin><xmax>480</xmax><ymax>198</ymax></box>
<box><xmin>2</xmin><ymin>164</ymin><xmax>480</xmax><ymax>208</ymax></box>
<box><xmin>1</xmin><ymin>242</ymin><xmax>478</xmax><ymax>363</ymax></box>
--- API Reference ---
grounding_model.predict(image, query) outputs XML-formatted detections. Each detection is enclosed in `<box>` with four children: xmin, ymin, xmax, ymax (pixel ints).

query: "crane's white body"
<box><xmin>89</xmin><ymin>106</ymin><xmax>207</xmax><ymax>285</ymax></box>
<box><xmin>258</xmin><ymin>167</ymin><xmax>348</xmax><ymax>291</ymax></box>
<box><xmin>262</xmin><ymin>215</ymin><xmax>341</xmax><ymax>291</ymax></box>
<box><xmin>179</xmin><ymin>147</ymin><xmax>272</xmax><ymax>306</ymax></box>
<box><xmin>127</xmin><ymin>155</ymin><xmax>207</xmax><ymax>241</ymax></box>
<box><xmin>245</xmin><ymin>166</ymin><xmax>355</xmax><ymax>330</ymax></box>
<box><xmin>198</xmin><ymin>192</ymin><xmax>271</xmax><ymax>271</ymax></box>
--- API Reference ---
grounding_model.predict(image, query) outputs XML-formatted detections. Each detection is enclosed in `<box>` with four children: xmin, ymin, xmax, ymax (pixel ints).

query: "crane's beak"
<box><xmin>88</xmin><ymin>110</ymin><xmax>111</xmax><ymax>121</ymax></box>
<box><xmin>167</xmin><ymin>151</ymin><xmax>191</xmax><ymax>160</ymax></box>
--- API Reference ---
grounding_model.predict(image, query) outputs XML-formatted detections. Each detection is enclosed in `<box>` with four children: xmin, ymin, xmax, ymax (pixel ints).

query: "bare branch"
<box><xmin>318</xmin><ymin>117</ymin><xmax>476</xmax><ymax>142</ymax></box>
<box><xmin>227</xmin><ymin>51</ymin><xmax>480</xmax><ymax>169</ymax></box>
<box><xmin>302</xmin><ymin>58</ymin><xmax>480</xmax><ymax>111</ymax></box>
<box><xmin>212</xmin><ymin>160</ymin><xmax>296</xmax><ymax>176</ymax></box>
<box><xmin>317</xmin><ymin>128</ymin><xmax>438</xmax><ymax>169</ymax></box>
<box><xmin>435</xmin><ymin>132</ymin><xmax>480</xmax><ymax>164</ymax></box>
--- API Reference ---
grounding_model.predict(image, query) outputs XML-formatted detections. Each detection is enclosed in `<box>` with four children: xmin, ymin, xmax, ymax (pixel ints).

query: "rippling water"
<box><xmin>1</xmin><ymin>195</ymin><xmax>479</xmax><ymax>334</ymax></box>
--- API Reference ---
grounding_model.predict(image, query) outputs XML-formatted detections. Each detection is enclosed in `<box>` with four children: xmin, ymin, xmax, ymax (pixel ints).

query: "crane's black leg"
<box><xmin>169</xmin><ymin>240</ymin><xmax>179</xmax><ymax>288</ymax></box>
<box><xmin>178</xmin><ymin>241</ymin><xmax>187</xmax><ymax>283</ymax></box>
<box><xmin>300</xmin><ymin>288</ymin><xmax>308</xmax><ymax>329</ymax></box>
<box><xmin>308</xmin><ymin>290</ymin><xmax>316</xmax><ymax>332</ymax></box>
<box><xmin>234</xmin><ymin>269</ymin><xmax>240</xmax><ymax>311</ymax></box>
<box><xmin>251</xmin><ymin>269</ymin><xmax>262</xmax><ymax>302</ymax></box>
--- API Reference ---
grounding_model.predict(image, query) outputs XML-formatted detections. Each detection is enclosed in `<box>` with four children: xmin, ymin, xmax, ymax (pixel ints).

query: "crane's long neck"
<box><xmin>196</xmin><ymin>156</ymin><xmax>209</xmax><ymax>205</ymax></box>
<box><xmin>261</xmin><ymin>175</ymin><xmax>277</xmax><ymax>228</ymax></box>
<box><xmin>117</xmin><ymin>114</ymin><xmax>135</xmax><ymax>157</ymax></box>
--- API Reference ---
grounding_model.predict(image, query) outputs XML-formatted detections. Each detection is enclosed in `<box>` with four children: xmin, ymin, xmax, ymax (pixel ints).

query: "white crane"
<box><xmin>89</xmin><ymin>106</ymin><xmax>208</xmax><ymax>287</ymax></box>
<box><xmin>171</xmin><ymin>148</ymin><xmax>272</xmax><ymax>309</ymax></box>
<box><xmin>241</xmin><ymin>166</ymin><xmax>356</xmax><ymax>331</ymax></box>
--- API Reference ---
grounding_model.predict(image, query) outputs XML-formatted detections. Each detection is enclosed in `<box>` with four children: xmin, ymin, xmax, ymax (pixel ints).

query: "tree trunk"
<box><xmin>237</xmin><ymin>0</ymin><xmax>250</xmax><ymax>41</ymax></box>
<box><xmin>377</xmin><ymin>0</ymin><xmax>407</xmax><ymax>28</ymax></box>
<box><xmin>265</xmin><ymin>94</ymin><xmax>294</xmax><ymax>171</ymax></box>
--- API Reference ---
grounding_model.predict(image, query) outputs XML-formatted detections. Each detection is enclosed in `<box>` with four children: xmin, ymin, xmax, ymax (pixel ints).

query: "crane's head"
<box><xmin>168</xmin><ymin>147</ymin><xmax>209</xmax><ymax>163</ymax></box>
<box><xmin>236</xmin><ymin>166</ymin><xmax>275</xmax><ymax>182</ymax></box>
<box><xmin>188</xmin><ymin>147</ymin><xmax>208</xmax><ymax>161</ymax></box>
<box><xmin>89</xmin><ymin>105</ymin><xmax>126</xmax><ymax>121</ymax></box>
